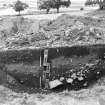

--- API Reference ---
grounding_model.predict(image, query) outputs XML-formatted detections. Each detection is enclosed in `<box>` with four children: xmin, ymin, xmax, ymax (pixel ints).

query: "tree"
<box><xmin>38</xmin><ymin>0</ymin><xmax>71</xmax><ymax>14</ymax></box>
<box><xmin>85</xmin><ymin>0</ymin><xmax>105</xmax><ymax>10</ymax></box>
<box><xmin>13</xmin><ymin>0</ymin><xmax>28</xmax><ymax>15</ymax></box>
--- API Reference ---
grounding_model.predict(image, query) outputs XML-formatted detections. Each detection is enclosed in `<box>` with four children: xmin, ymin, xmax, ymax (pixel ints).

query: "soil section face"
<box><xmin>0</xmin><ymin>44</ymin><xmax>105</xmax><ymax>92</ymax></box>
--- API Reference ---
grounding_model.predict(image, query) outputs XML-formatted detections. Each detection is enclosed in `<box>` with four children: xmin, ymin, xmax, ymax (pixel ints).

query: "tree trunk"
<box><xmin>46</xmin><ymin>6</ymin><xmax>50</xmax><ymax>14</ymax></box>
<box><xmin>46</xmin><ymin>8</ymin><xmax>50</xmax><ymax>14</ymax></box>
<box><xmin>99</xmin><ymin>4</ymin><xmax>103</xmax><ymax>10</ymax></box>
<box><xmin>68</xmin><ymin>0</ymin><xmax>71</xmax><ymax>4</ymax></box>
<box><xmin>57</xmin><ymin>7</ymin><xmax>59</xmax><ymax>13</ymax></box>
<box><xmin>18</xmin><ymin>11</ymin><xmax>20</xmax><ymax>15</ymax></box>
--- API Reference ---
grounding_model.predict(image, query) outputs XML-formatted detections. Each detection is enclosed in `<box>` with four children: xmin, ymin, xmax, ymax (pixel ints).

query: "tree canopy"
<box><xmin>85</xmin><ymin>0</ymin><xmax>105</xmax><ymax>10</ymax></box>
<box><xmin>13</xmin><ymin>0</ymin><xmax>28</xmax><ymax>15</ymax></box>
<box><xmin>38</xmin><ymin>0</ymin><xmax>71</xmax><ymax>13</ymax></box>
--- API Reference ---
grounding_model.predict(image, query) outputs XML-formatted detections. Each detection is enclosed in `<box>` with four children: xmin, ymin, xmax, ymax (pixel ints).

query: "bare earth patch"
<box><xmin>0</xmin><ymin>85</ymin><xmax>105</xmax><ymax>105</ymax></box>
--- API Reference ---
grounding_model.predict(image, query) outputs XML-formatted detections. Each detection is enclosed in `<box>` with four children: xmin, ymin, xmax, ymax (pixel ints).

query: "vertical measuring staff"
<box><xmin>40</xmin><ymin>49</ymin><xmax>42</xmax><ymax>67</ymax></box>
<box><xmin>43</xmin><ymin>49</ymin><xmax>48</xmax><ymax>66</ymax></box>
<box><xmin>39</xmin><ymin>49</ymin><xmax>42</xmax><ymax>89</ymax></box>
<box><xmin>43</xmin><ymin>49</ymin><xmax>50</xmax><ymax>89</ymax></box>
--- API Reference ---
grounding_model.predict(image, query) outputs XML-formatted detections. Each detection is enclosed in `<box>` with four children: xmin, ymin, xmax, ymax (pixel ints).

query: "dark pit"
<box><xmin>0</xmin><ymin>44</ymin><xmax>105</xmax><ymax>93</ymax></box>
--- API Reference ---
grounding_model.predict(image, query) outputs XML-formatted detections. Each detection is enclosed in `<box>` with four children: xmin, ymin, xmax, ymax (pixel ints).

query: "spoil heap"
<box><xmin>41</xmin><ymin>14</ymin><xmax>105</xmax><ymax>47</ymax></box>
<box><xmin>0</xmin><ymin>14</ymin><xmax>105</xmax><ymax>50</ymax></box>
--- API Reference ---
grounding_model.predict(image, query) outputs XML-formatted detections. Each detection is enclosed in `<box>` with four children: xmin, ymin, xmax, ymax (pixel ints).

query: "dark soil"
<box><xmin>0</xmin><ymin>44</ymin><xmax>105</xmax><ymax>93</ymax></box>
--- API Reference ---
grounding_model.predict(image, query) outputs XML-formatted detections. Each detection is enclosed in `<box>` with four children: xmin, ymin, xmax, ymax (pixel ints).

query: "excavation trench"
<box><xmin>0</xmin><ymin>44</ymin><xmax>105</xmax><ymax>93</ymax></box>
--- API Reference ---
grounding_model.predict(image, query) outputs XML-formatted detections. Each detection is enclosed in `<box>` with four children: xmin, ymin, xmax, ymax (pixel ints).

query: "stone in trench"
<box><xmin>6</xmin><ymin>74</ymin><xmax>16</xmax><ymax>84</ymax></box>
<box><xmin>78</xmin><ymin>77</ymin><xmax>84</xmax><ymax>81</ymax></box>
<box><xmin>49</xmin><ymin>79</ymin><xmax>63</xmax><ymax>89</ymax></box>
<box><xmin>60</xmin><ymin>77</ymin><xmax>65</xmax><ymax>81</ymax></box>
<box><xmin>83</xmin><ymin>82</ymin><xmax>88</xmax><ymax>87</ymax></box>
<box><xmin>66</xmin><ymin>78</ymin><xmax>73</xmax><ymax>83</ymax></box>
<box><xmin>71</xmin><ymin>73</ymin><xmax>77</xmax><ymax>79</ymax></box>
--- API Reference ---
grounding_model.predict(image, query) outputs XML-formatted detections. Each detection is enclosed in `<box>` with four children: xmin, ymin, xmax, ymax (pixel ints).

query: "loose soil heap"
<box><xmin>0</xmin><ymin>14</ymin><xmax>105</xmax><ymax>50</ymax></box>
